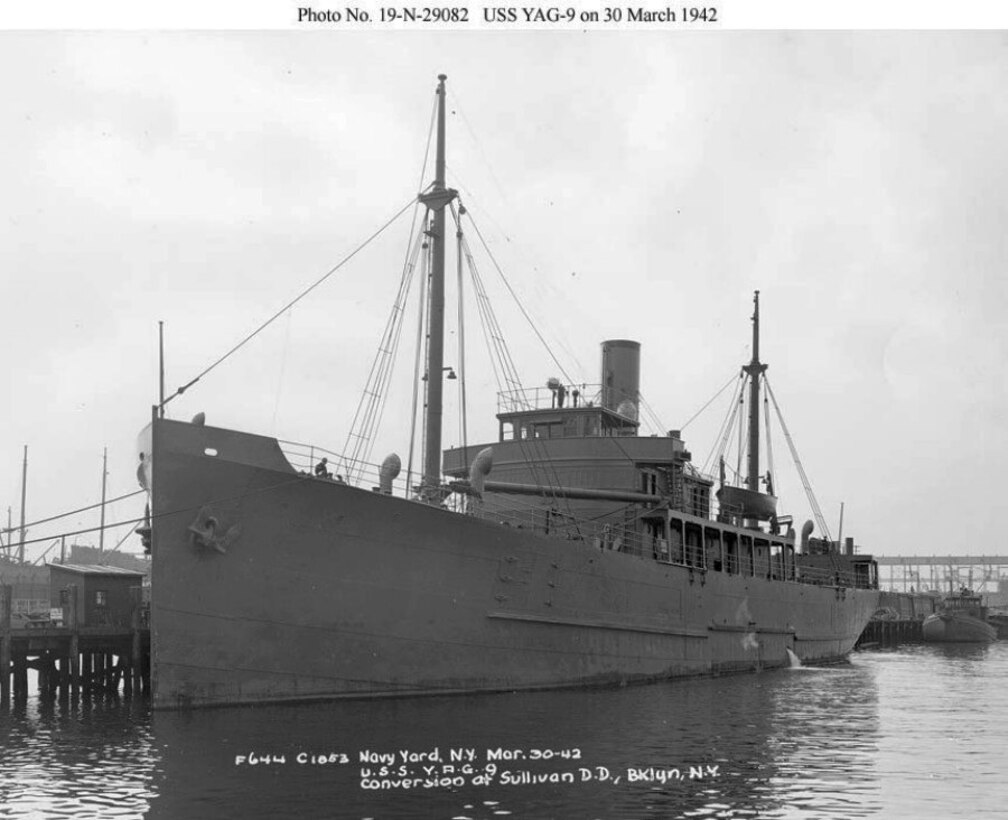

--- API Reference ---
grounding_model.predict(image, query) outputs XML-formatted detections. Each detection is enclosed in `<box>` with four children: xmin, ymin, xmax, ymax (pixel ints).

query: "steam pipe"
<box><xmin>452</xmin><ymin>480</ymin><xmax>661</xmax><ymax>504</ymax></box>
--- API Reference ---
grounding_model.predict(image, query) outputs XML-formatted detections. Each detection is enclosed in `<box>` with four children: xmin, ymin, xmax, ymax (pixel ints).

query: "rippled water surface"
<box><xmin>2</xmin><ymin>643</ymin><xmax>1007</xmax><ymax>819</ymax></box>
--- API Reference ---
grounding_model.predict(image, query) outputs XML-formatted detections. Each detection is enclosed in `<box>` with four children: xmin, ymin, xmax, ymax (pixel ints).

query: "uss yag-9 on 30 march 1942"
<box><xmin>134</xmin><ymin>74</ymin><xmax>880</xmax><ymax>709</ymax></box>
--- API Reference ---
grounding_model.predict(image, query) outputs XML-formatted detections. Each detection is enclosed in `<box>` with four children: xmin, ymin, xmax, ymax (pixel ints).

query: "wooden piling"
<box><xmin>115</xmin><ymin>655</ymin><xmax>127</xmax><ymax>696</ymax></box>
<box><xmin>68</xmin><ymin>585</ymin><xmax>80</xmax><ymax>702</ymax></box>
<box><xmin>13</xmin><ymin>648</ymin><xmax>27</xmax><ymax>703</ymax></box>
<box><xmin>130</xmin><ymin>587</ymin><xmax>143</xmax><ymax>698</ymax></box>
<box><xmin>95</xmin><ymin>653</ymin><xmax>105</xmax><ymax>697</ymax></box>
<box><xmin>47</xmin><ymin>654</ymin><xmax>59</xmax><ymax>699</ymax></box>
<box><xmin>123</xmin><ymin>655</ymin><xmax>133</xmax><ymax>699</ymax></box>
<box><xmin>104</xmin><ymin>652</ymin><xmax>115</xmax><ymax>695</ymax></box>
<box><xmin>69</xmin><ymin>633</ymin><xmax>80</xmax><ymax>702</ymax></box>
<box><xmin>38</xmin><ymin>651</ymin><xmax>50</xmax><ymax>699</ymax></box>
<box><xmin>58</xmin><ymin>655</ymin><xmax>69</xmax><ymax>702</ymax></box>
<box><xmin>1</xmin><ymin>585</ymin><xmax>10</xmax><ymax>706</ymax></box>
<box><xmin>0</xmin><ymin>578</ymin><xmax>148</xmax><ymax>711</ymax></box>
<box><xmin>82</xmin><ymin>652</ymin><xmax>92</xmax><ymax>699</ymax></box>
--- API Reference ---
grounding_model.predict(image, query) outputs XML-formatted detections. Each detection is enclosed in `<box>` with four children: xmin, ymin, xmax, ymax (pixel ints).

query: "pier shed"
<box><xmin>48</xmin><ymin>564</ymin><xmax>145</xmax><ymax>628</ymax></box>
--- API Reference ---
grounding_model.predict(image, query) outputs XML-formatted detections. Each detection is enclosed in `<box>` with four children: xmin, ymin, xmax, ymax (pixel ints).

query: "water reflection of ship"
<box><xmin>138</xmin><ymin>74</ymin><xmax>880</xmax><ymax>710</ymax></box>
<box><xmin>142</xmin><ymin>667</ymin><xmax>882</xmax><ymax>820</ymax></box>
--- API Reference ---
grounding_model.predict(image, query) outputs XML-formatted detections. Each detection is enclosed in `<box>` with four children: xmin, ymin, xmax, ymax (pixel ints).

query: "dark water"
<box><xmin>2</xmin><ymin>644</ymin><xmax>1007</xmax><ymax>819</ymax></box>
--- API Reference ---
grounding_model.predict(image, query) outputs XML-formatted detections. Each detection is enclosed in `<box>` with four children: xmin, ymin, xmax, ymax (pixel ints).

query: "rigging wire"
<box><xmin>31</xmin><ymin>539</ymin><xmax>61</xmax><ymax>566</ymax></box>
<box><xmin>459</xmin><ymin>202</ymin><xmax>604</xmax><ymax>532</ymax></box>
<box><xmin>456</xmin><ymin>212</ymin><xmax>469</xmax><ymax>457</ymax></box>
<box><xmin>162</xmin><ymin>196</ymin><xmax>419</xmax><ymax>409</ymax></box>
<box><xmin>453</xmin><ymin>204</ymin><xmax>580</xmax><ymax>533</ymax></box>
<box><xmin>11</xmin><ymin>472</ymin><xmax>320</xmax><ymax>550</ymax></box>
<box><xmin>13</xmin><ymin>489</ymin><xmax>145</xmax><ymax>532</ymax></box>
<box><xmin>458</xmin><ymin>202</ymin><xmax>608</xmax><ymax>521</ymax></box>
<box><xmin>444</xmin><ymin>165</ymin><xmax>589</xmax><ymax>384</ymax></box>
<box><xmin>458</xmin><ymin>224</ymin><xmax>522</xmax><ymax>396</ymax></box>
<box><xmin>464</xmin><ymin>211</ymin><xmax>577</xmax><ymax>387</ymax></box>
<box><xmin>343</xmin><ymin>90</ymin><xmax>440</xmax><ymax>488</ymax></box>
<box><xmin>270</xmin><ymin>308</ymin><xmax>293</xmax><ymax>435</ymax></box>
<box><xmin>339</xmin><ymin>224</ymin><xmax>426</xmax><ymax>484</ymax></box>
<box><xmin>365</xmin><ymin>228</ymin><xmax>429</xmax><ymax>472</ymax></box>
<box><xmin>681</xmin><ymin>372</ymin><xmax>741</xmax><ymax>432</ymax></box>
<box><xmin>446</xmin><ymin>88</ymin><xmax>511</xmax><ymax>206</ymax></box>
<box><xmin>736</xmin><ymin>386</ymin><xmax>744</xmax><ymax>484</ymax></box>
<box><xmin>28</xmin><ymin>523</ymin><xmax>136</xmax><ymax>566</ymax></box>
<box><xmin>763</xmin><ymin>379</ymin><xmax>777</xmax><ymax>498</ymax></box>
<box><xmin>461</xmin><ymin>233</ymin><xmax>505</xmax><ymax>395</ymax></box>
<box><xmin>636</xmin><ymin>393</ymin><xmax>666</xmax><ymax>436</ymax></box>
<box><xmin>461</xmin><ymin>215</ymin><xmax>580</xmax><ymax>523</ymax></box>
<box><xmin>416</xmin><ymin>93</ymin><xmax>439</xmax><ymax>202</ymax></box>
<box><xmin>15</xmin><ymin>517</ymin><xmax>145</xmax><ymax>550</ymax></box>
<box><xmin>405</xmin><ymin>219</ymin><xmax>430</xmax><ymax>496</ymax></box>
<box><xmin>701</xmin><ymin>373</ymin><xmax>746</xmax><ymax>478</ymax></box>
<box><xmin>764</xmin><ymin>375</ymin><xmax>832</xmax><ymax>541</ymax></box>
<box><xmin>359</xmin><ymin>243</ymin><xmax>424</xmax><ymax>480</ymax></box>
<box><xmin>418</xmin><ymin>236</ymin><xmax>433</xmax><ymax>479</ymax></box>
<box><xmin>738</xmin><ymin>421</ymin><xmax>751</xmax><ymax>488</ymax></box>
<box><xmin>108</xmin><ymin>525</ymin><xmax>138</xmax><ymax>553</ymax></box>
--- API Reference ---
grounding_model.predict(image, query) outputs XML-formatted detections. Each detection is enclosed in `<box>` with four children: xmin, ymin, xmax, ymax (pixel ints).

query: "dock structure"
<box><xmin>0</xmin><ymin>583</ymin><xmax>150</xmax><ymax>707</ymax></box>
<box><xmin>875</xmin><ymin>555</ymin><xmax>1008</xmax><ymax>594</ymax></box>
<box><xmin>857</xmin><ymin>616</ymin><xmax>924</xmax><ymax>647</ymax></box>
<box><xmin>855</xmin><ymin>590</ymin><xmax>938</xmax><ymax>649</ymax></box>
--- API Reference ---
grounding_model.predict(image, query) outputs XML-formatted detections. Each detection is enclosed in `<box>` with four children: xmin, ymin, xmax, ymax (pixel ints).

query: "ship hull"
<box><xmin>146</xmin><ymin>418</ymin><xmax>879</xmax><ymax>709</ymax></box>
<box><xmin>922</xmin><ymin>612</ymin><xmax>996</xmax><ymax>643</ymax></box>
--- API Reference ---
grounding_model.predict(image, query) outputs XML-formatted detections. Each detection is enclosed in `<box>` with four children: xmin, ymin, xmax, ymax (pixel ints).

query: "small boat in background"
<box><xmin>986</xmin><ymin>610</ymin><xmax>1008</xmax><ymax>640</ymax></box>
<box><xmin>922</xmin><ymin>588</ymin><xmax>996</xmax><ymax>643</ymax></box>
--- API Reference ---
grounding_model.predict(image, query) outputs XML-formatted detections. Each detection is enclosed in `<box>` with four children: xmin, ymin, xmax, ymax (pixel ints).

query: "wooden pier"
<box><xmin>0</xmin><ymin>584</ymin><xmax>150</xmax><ymax>707</ymax></box>
<box><xmin>855</xmin><ymin>589</ymin><xmax>938</xmax><ymax>649</ymax></box>
<box><xmin>856</xmin><ymin>617</ymin><xmax>923</xmax><ymax>647</ymax></box>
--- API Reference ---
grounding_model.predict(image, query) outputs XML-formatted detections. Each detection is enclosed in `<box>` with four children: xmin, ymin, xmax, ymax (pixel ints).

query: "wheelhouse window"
<box><xmin>563</xmin><ymin>416</ymin><xmax>581</xmax><ymax>437</ymax></box>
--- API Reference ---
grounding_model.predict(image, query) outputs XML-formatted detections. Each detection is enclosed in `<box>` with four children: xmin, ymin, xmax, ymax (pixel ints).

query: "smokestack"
<box><xmin>601</xmin><ymin>340</ymin><xmax>640</xmax><ymax>419</ymax></box>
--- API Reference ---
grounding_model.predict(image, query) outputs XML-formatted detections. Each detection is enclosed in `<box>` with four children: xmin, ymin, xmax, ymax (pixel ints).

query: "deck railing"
<box><xmin>278</xmin><ymin>439</ymin><xmax>412</xmax><ymax>498</ymax></box>
<box><xmin>497</xmin><ymin>384</ymin><xmax>603</xmax><ymax>414</ymax></box>
<box><xmin>275</xmin><ymin>438</ymin><xmax>868</xmax><ymax>589</ymax></box>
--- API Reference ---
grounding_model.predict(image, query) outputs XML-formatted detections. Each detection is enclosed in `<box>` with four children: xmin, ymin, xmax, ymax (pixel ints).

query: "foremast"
<box><xmin>418</xmin><ymin>74</ymin><xmax>457</xmax><ymax>499</ymax></box>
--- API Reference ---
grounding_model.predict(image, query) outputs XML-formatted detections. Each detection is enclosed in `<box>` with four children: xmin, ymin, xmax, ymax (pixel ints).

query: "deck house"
<box><xmin>49</xmin><ymin>564</ymin><xmax>145</xmax><ymax>627</ymax></box>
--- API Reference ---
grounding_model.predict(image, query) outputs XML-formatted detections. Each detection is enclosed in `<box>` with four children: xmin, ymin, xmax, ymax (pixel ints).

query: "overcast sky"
<box><xmin>1</xmin><ymin>31</ymin><xmax>1006</xmax><ymax>563</ymax></box>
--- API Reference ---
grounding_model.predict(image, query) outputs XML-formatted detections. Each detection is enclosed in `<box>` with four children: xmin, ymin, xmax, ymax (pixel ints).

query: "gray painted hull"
<box><xmin>922</xmin><ymin>612</ymin><xmax>996</xmax><ymax>643</ymax></box>
<box><xmin>147</xmin><ymin>418</ymin><xmax>879</xmax><ymax>709</ymax></box>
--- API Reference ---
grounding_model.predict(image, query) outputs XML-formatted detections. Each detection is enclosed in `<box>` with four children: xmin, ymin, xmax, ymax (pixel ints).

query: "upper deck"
<box><xmin>496</xmin><ymin>384</ymin><xmax>641</xmax><ymax>441</ymax></box>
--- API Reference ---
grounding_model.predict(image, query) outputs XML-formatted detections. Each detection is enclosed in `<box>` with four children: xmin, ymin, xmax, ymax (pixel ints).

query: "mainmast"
<box><xmin>742</xmin><ymin>291</ymin><xmax>767</xmax><ymax>493</ymax></box>
<box><xmin>419</xmin><ymin>74</ymin><xmax>457</xmax><ymax>498</ymax></box>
